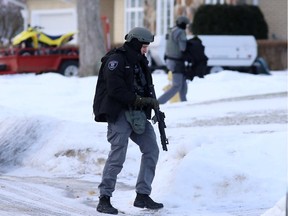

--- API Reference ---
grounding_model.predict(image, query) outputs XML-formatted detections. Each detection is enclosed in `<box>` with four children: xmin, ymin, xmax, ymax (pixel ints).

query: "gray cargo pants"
<box><xmin>157</xmin><ymin>73</ymin><xmax>187</xmax><ymax>104</ymax></box>
<box><xmin>98</xmin><ymin>111</ymin><xmax>159</xmax><ymax>197</ymax></box>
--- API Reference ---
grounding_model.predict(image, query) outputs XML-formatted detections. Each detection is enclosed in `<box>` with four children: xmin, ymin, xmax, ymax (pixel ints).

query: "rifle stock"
<box><xmin>149</xmin><ymin>85</ymin><xmax>169</xmax><ymax>151</ymax></box>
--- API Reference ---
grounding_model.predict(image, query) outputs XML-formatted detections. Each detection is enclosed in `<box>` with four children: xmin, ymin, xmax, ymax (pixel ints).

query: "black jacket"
<box><xmin>93</xmin><ymin>43</ymin><xmax>154</xmax><ymax>123</ymax></box>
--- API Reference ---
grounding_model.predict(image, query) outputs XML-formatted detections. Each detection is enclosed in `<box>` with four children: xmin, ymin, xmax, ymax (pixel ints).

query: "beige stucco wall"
<box><xmin>100</xmin><ymin>0</ymin><xmax>115</xmax><ymax>45</ymax></box>
<box><xmin>25</xmin><ymin>0</ymin><xmax>287</xmax><ymax>44</ymax></box>
<box><xmin>259</xmin><ymin>0</ymin><xmax>287</xmax><ymax>40</ymax></box>
<box><xmin>113</xmin><ymin>0</ymin><xmax>125</xmax><ymax>44</ymax></box>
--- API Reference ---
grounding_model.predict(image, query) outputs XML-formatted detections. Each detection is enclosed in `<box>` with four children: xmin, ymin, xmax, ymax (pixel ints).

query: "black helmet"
<box><xmin>125</xmin><ymin>27</ymin><xmax>154</xmax><ymax>44</ymax></box>
<box><xmin>176</xmin><ymin>16</ymin><xmax>190</xmax><ymax>26</ymax></box>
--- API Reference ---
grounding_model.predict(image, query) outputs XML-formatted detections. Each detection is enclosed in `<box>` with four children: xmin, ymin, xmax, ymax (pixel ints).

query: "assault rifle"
<box><xmin>149</xmin><ymin>84</ymin><xmax>169</xmax><ymax>151</ymax></box>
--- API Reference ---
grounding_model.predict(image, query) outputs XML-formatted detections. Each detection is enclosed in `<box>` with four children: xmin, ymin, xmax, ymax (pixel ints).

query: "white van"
<box><xmin>148</xmin><ymin>35</ymin><xmax>269</xmax><ymax>74</ymax></box>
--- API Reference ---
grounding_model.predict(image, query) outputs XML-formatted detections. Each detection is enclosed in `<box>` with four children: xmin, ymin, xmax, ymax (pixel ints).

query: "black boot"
<box><xmin>96</xmin><ymin>195</ymin><xmax>118</xmax><ymax>215</ymax></box>
<box><xmin>133</xmin><ymin>193</ymin><xmax>164</xmax><ymax>209</ymax></box>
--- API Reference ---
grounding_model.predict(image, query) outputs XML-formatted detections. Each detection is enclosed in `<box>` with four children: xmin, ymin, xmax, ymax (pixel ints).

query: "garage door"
<box><xmin>31</xmin><ymin>9</ymin><xmax>77</xmax><ymax>44</ymax></box>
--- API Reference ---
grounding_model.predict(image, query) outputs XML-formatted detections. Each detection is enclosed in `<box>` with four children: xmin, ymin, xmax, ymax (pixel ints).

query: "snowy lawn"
<box><xmin>0</xmin><ymin>70</ymin><xmax>287</xmax><ymax>216</ymax></box>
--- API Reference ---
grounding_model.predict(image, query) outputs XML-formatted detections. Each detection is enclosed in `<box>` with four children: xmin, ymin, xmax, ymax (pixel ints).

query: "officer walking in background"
<box><xmin>157</xmin><ymin>16</ymin><xmax>190</xmax><ymax>104</ymax></box>
<box><xmin>93</xmin><ymin>27</ymin><xmax>164</xmax><ymax>215</ymax></box>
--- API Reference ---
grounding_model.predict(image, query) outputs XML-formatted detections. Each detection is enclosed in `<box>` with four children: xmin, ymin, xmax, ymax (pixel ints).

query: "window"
<box><xmin>125</xmin><ymin>0</ymin><xmax>144</xmax><ymax>33</ymax></box>
<box><xmin>204</xmin><ymin>0</ymin><xmax>258</xmax><ymax>5</ymax></box>
<box><xmin>156</xmin><ymin>0</ymin><xmax>174</xmax><ymax>35</ymax></box>
<box><xmin>204</xmin><ymin>0</ymin><xmax>225</xmax><ymax>4</ymax></box>
<box><xmin>125</xmin><ymin>0</ymin><xmax>174</xmax><ymax>36</ymax></box>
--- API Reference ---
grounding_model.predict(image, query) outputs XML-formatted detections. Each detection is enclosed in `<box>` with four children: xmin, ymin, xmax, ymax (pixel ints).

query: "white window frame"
<box><xmin>205</xmin><ymin>0</ymin><xmax>258</xmax><ymax>5</ymax></box>
<box><xmin>252</xmin><ymin>0</ymin><xmax>258</xmax><ymax>5</ymax></box>
<box><xmin>156</xmin><ymin>0</ymin><xmax>174</xmax><ymax>36</ymax></box>
<box><xmin>124</xmin><ymin>0</ymin><xmax>144</xmax><ymax>33</ymax></box>
<box><xmin>124</xmin><ymin>0</ymin><xmax>174</xmax><ymax>36</ymax></box>
<box><xmin>204</xmin><ymin>0</ymin><xmax>225</xmax><ymax>4</ymax></box>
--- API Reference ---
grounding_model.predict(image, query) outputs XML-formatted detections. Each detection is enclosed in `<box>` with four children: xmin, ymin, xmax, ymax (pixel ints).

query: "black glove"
<box><xmin>134</xmin><ymin>95</ymin><xmax>159</xmax><ymax>109</ymax></box>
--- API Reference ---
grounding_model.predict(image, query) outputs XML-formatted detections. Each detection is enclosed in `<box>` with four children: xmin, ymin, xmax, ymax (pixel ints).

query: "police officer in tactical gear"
<box><xmin>158</xmin><ymin>15</ymin><xmax>190</xmax><ymax>104</ymax></box>
<box><xmin>93</xmin><ymin>27</ymin><xmax>164</xmax><ymax>215</ymax></box>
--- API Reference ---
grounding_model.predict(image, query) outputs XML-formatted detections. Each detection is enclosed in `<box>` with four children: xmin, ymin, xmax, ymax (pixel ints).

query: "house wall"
<box><xmin>258</xmin><ymin>0</ymin><xmax>287</xmax><ymax>40</ymax></box>
<box><xmin>22</xmin><ymin>0</ymin><xmax>288</xmax><ymax>45</ymax></box>
<box><xmin>25</xmin><ymin>0</ymin><xmax>77</xmax><ymax>44</ymax></box>
<box><xmin>26</xmin><ymin>0</ymin><xmax>124</xmax><ymax>45</ymax></box>
<box><xmin>175</xmin><ymin>0</ymin><xmax>287</xmax><ymax>40</ymax></box>
<box><xmin>257</xmin><ymin>40</ymin><xmax>287</xmax><ymax>70</ymax></box>
<box><xmin>257</xmin><ymin>1</ymin><xmax>287</xmax><ymax>70</ymax></box>
<box><xmin>113</xmin><ymin>0</ymin><xmax>125</xmax><ymax>44</ymax></box>
<box><xmin>100</xmin><ymin>0</ymin><xmax>124</xmax><ymax>43</ymax></box>
<box><xmin>174</xmin><ymin>0</ymin><xmax>203</xmax><ymax>22</ymax></box>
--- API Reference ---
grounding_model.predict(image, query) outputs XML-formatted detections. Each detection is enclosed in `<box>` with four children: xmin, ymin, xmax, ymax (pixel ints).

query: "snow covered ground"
<box><xmin>0</xmin><ymin>69</ymin><xmax>287</xmax><ymax>216</ymax></box>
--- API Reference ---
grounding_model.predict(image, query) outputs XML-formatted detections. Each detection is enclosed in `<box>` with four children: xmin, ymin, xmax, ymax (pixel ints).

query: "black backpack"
<box><xmin>183</xmin><ymin>36</ymin><xmax>208</xmax><ymax>81</ymax></box>
<box><xmin>92</xmin><ymin>47</ymin><xmax>125</xmax><ymax>122</ymax></box>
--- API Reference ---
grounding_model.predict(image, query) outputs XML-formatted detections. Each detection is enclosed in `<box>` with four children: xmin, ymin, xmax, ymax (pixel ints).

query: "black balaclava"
<box><xmin>177</xmin><ymin>22</ymin><xmax>187</xmax><ymax>30</ymax></box>
<box><xmin>126</xmin><ymin>38</ymin><xmax>150</xmax><ymax>53</ymax></box>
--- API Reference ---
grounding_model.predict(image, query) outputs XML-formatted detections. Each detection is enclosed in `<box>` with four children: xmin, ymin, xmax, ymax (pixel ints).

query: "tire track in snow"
<box><xmin>0</xmin><ymin>176</ymin><xmax>96</xmax><ymax>216</ymax></box>
<box><xmin>193</xmin><ymin>92</ymin><xmax>287</xmax><ymax>105</ymax></box>
<box><xmin>173</xmin><ymin>92</ymin><xmax>287</xmax><ymax>127</ymax></box>
<box><xmin>0</xmin><ymin>175</ymin><xmax>170</xmax><ymax>216</ymax></box>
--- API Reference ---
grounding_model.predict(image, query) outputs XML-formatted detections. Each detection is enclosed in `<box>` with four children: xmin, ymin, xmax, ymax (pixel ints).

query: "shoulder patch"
<box><xmin>108</xmin><ymin>60</ymin><xmax>118</xmax><ymax>71</ymax></box>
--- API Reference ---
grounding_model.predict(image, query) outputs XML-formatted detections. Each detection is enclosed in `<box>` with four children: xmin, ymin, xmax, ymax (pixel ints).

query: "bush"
<box><xmin>191</xmin><ymin>4</ymin><xmax>268</xmax><ymax>39</ymax></box>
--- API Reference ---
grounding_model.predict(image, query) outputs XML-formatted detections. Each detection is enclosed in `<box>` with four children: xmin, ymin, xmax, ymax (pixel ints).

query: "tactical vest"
<box><xmin>133</xmin><ymin>64</ymin><xmax>147</xmax><ymax>97</ymax></box>
<box><xmin>165</xmin><ymin>27</ymin><xmax>184</xmax><ymax>59</ymax></box>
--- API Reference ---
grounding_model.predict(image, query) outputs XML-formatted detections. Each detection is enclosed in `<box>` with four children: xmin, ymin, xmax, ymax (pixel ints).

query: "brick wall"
<box><xmin>257</xmin><ymin>40</ymin><xmax>287</xmax><ymax>70</ymax></box>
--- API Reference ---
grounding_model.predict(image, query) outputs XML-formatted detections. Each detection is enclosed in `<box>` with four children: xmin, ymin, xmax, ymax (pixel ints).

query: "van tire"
<box><xmin>209</xmin><ymin>66</ymin><xmax>224</xmax><ymax>74</ymax></box>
